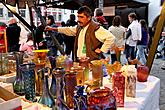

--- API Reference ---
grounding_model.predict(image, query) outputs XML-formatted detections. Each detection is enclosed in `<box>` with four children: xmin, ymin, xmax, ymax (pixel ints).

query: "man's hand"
<box><xmin>45</xmin><ymin>26</ymin><xmax>57</xmax><ymax>31</ymax></box>
<box><xmin>95</xmin><ymin>48</ymin><xmax>102</xmax><ymax>54</ymax></box>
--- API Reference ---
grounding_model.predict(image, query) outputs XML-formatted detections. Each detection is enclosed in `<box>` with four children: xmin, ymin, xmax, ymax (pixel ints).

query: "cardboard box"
<box><xmin>0</xmin><ymin>86</ymin><xmax>21</xmax><ymax>110</ymax></box>
<box><xmin>0</xmin><ymin>82</ymin><xmax>13</xmax><ymax>92</ymax></box>
<box><xmin>0</xmin><ymin>72</ymin><xmax>16</xmax><ymax>83</ymax></box>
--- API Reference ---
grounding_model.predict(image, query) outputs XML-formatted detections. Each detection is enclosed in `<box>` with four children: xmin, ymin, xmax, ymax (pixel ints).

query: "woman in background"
<box><xmin>108</xmin><ymin>15</ymin><xmax>126</xmax><ymax>64</ymax></box>
<box><xmin>136</xmin><ymin>19</ymin><xmax>149</xmax><ymax>65</ymax></box>
<box><xmin>19</xmin><ymin>32</ymin><xmax>34</xmax><ymax>54</ymax></box>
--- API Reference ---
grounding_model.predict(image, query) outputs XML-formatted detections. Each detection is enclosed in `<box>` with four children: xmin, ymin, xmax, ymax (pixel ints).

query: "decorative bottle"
<box><xmin>38</xmin><ymin>69</ymin><xmax>55</xmax><ymax>108</ymax></box>
<box><xmin>112</xmin><ymin>71</ymin><xmax>125</xmax><ymax>107</ymax></box>
<box><xmin>13</xmin><ymin>52</ymin><xmax>25</xmax><ymax>96</ymax></box>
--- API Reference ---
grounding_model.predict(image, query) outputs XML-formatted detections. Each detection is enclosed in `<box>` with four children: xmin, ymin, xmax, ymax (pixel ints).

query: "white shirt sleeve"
<box><xmin>95</xmin><ymin>26</ymin><xmax>116</xmax><ymax>53</ymax></box>
<box><xmin>58</xmin><ymin>26</ymin><xmax>77</xmax><ymax>36</ymax></box>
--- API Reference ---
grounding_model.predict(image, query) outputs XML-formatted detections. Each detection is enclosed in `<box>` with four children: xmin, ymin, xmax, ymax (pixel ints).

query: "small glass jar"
<box><xmin>126</xmin><ymin>65</ymin><xmax>136</xmax><ymax>98</ymax></box>
<box><xmin>56</xmin><ymin>55</ymin><xmax>73</xmax><ymax>72</ymax></box>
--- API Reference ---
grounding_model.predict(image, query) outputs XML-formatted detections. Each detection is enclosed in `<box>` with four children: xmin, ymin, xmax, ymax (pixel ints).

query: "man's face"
<box><xmin>128</xmin><ymin>16</ymin><xmax>133</xmax><ymax>23</ymax></box>
<box><xmin>77</xmin><ymin>13</ymin><xmax>91</xmax><ymax>27</ymax></box>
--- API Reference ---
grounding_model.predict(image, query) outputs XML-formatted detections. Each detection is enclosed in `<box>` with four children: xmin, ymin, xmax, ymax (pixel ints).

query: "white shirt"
<box><xmin>126</xmin><ymin>20</ymin><xmax>142</xmax><ymax>47</ymax></box>
<box><xmin>58</xmin><ymin>25</ymin><xmax>115</xmax><ymax>57</ymax></box>
<box><xmin>108</xmin><ymin>25</ymin><xmax>125</xmax><ymax>47</ymax></box>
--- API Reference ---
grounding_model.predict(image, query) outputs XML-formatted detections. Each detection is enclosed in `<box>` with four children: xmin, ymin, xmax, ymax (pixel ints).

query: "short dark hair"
<box><xmin>77</xmin><ymin>6</ymin><xmax>92</xmax><ymax>17</ymax></box>
<box><xmin>70</xmin><ymin>14</ymin><xmax>76</xmax><ymax>21</ymax></box>
<box><xmin>95</xmin><ymin>8</ymin><xmax>103</xmax><ymax>16</ymax></box>
<box><xmin>112</xmin><ymin>16</ymin><xmax>121</xmax><ymax>27</ymax></box>
<box><xmin>128</xmin><ymin>13</ymin><xmax>137</xmax><ymax>20</ymax></box>
<box><xmin>47</xmin><ymin>15</ymin><xmax>55</xmax><ymax>25</ymax></box>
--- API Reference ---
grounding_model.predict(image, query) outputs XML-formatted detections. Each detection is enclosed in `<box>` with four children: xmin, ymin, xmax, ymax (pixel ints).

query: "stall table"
<box><xmin>21</xmin><ymin>75</ymin><xmax>160</xmax><ymax>110</ymax></box>
<box><xmin>104</xmin><ymin>75</ymin><xmax>160</xmax><ymax>110</ymax></box>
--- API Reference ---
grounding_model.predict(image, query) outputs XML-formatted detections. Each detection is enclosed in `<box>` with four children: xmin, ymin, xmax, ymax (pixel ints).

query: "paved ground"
<box><xmin>150</xmin><ymin>58</ymin><xmax>165</xmax><ymax>110</ymax></box>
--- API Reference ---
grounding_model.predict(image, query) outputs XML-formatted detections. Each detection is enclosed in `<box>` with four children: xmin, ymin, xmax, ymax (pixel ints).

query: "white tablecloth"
<box><xmin>104</xmin><ymin>75</ymin><xmax>160</xmax><ymax>110</ymax></box>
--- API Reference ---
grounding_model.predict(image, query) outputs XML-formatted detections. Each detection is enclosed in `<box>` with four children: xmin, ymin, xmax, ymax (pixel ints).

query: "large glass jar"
<box><xmin>64</xmin><ymin>71</ymin><xmax>77</xmax><ymax>109</ymax></box>
<box><xmin>91</xmin><ymin>60</ymin><xmax>104</xmax><ymax>87</ymax></box>
<box><xmin>88</xmin><ymin>87</ymin><xmax>116</xmax><ymax>110</ymax></box>
<box><xmin>78</xmin><ymin>57</ymin><xmax>90</xmax><ymax>81</ymax></box>
<box><xmin>112</xmin><ymin>71</ymin><xmax>125</xmax><ymax>107</ymax></box>
<box><xmin>71</xmin><ymin>66</ymin><xmax>85</xmax><ymax>86</ymax></box>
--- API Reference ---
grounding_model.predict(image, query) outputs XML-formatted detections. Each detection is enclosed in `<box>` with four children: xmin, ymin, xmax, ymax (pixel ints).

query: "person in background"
<box><xmin>45</xmin><ymin>6</ymin><xmax>115</xmax><ymax>61</ymax></box>
<box><xmin>136</xmin><ymin>19</ymin><xmax>149</xmax><ymax>65</ymax></box>
<box><xmin>108</xmin><ymin>15</ymin><xmax>126</xmax><ymax>64</ymax></box>
<box><xmin>44</xmin><ymin>15</ymin><xmax>64</xmax><ymax>56</ymax></box>
<box><xmin>6</xmin><ymin>17</ymin><xmax>21</xmax><ymax>52</ymax></box>
<box><xmin>93</xmin><ymin>8</ymin><xmax>108</xmax><ymax>29</ymax></box>
<box><xmin>36</xmin><ymin>16</ymin><xmax>47</xmax><ymax>49</ymax></box>
<box><xmin>19</xmin><ymin>32</ymin><xmax>34</xmax><ymax>54</ymax></box>
<box><xmin>124</xmin><ymin>13</ymin><xmax>141</xmax><ymax>63</ymax></box>
<box><xmin>64</xmin><ymin>14</ymin><xmax>78</xmax><ymax>60</ymax></box>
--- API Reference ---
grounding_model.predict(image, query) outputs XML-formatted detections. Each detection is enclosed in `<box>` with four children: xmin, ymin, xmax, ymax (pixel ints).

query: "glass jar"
<box><xmin>71</xmin><ymin>66</ymin><xmax>85</xmax><ymax>86</ymax></box>
<box><xmin>125</xmin><ymin>65</ymin><xmax>136</xmax><ymax>98</ymax></box>
<box><xmin>78</xmin><ymin>57</ymin><xmax>90</xmax><ymax>81</ymax></box>
<box><xmin>91</xmin><ymin>60</ymin><xmax>104</xmax><ymax>87</ymax></box>
<box><xmin>88</xmin><ymin>87</ymin><xmax>116</xmax><ymax>110</ymax></box>
<box><xmin>112</xmin><ymin>71</ymin><xmax>125</xmax><ymax>107</ymax></box>
<box><xmin>0</xmin><ymin>53</ymin><xmax>9</xmax><ymax>75</ymax></box>
<box><xmin>56</xmin><ymin>55</ymin><xmax>73</xmax><ymax>72</ymax></box>
<box><xmin>64</xmin><ymin>71</ymin><xmax>77</xmax><ymax>109</ymax></box>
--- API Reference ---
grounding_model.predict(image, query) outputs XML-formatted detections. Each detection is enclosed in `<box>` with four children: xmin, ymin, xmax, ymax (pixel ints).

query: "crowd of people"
<box><xmin>3</xmin><ymin>6</ymin><xmax>165</xmax><ymax>68</ymax></box>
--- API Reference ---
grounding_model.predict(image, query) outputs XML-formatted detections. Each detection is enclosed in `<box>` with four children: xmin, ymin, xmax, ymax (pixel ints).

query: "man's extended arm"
<box><xmin>45</xmin><ymin>26</ymin><xmax>77</xmax><ymax>36</ymax></box>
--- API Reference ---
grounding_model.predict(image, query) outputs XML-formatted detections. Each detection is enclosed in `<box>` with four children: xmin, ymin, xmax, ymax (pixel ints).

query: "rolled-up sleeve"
<box><xmin>95</xmin><ymin>26</ymin><xmax>116</xmax><ymax>53</ymax></box>
<box><xmin>58</xmin><ymin>26</ymin><xmax>77</xmax><ymax>36</ymax></box>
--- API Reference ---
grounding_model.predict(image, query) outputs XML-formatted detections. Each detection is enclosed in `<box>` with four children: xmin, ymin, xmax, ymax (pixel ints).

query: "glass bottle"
<box><xmin>38</xmin><ymin>71</ymin><xmax>55</xmax><ymax>108</ymax></box>
<box><xmin>74</xmin><ymin>86</ymin><xmax>87</xmax><ymax>110</ymax></box>
<box><xmin>78</xmin><ymin>57</ymin><xmax>90</xmax><ymax>81</ymax></box>
<box><xmin>54</xmin><ymin>68</ymin><xmax>66</xmax><ymax>109</ymax></box>
<box><xmin>0</xmin><ymin>53</ymin><xmax>9</xmax><ymax>75</ymax></box>
<box><xmin>19</xmin><ymin>63</ymin><xmax>37</xmax><ymax>102</ymax></box>
<box><xmin>126</xmin><ymin>65</ymin><xmax>136</xmax><ymax>98</ymax></box>
<box><xmin>50</xmin><ymin>67</ymin><xmax>65</xmax><ymax>99</ymax></box>
<box><xmin>112</xmin><ymin>71</ymin><xmax>125</xmax><ymax>107</ymax></box>
<box><xmin>64</xmin><ymin>71</ymin><xmax>77</xmax><ymax>109</ymax></box>
<box><xmin>71</xmin><ymin>66</ymin><xmax>85</xmax><ymax>86</ymax></box>
<box><xmin>36</xmin><ymin>68</ymin><xmax>44</xmax><ymax>96</ymax></box>
<box><xmin>13</xmin><ymin>52</ymin><xmax>25</xmax><ymax>96</ymax></box>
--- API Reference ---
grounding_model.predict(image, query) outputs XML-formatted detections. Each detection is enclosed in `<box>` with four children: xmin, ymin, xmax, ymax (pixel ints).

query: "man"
<box><xmin>6</xmin><ymin>17</ymin><xmax>21</xmax><ymax>52</ymax></box>
<box><xmin>46</xmin><ymin>6</ymin><xmax>115</xmax><ymax>61</ymax></box>
<box><xmin>125</xmin><ymin>13</ymin><xmax>142</xmax><ymax>61</ymax></box>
